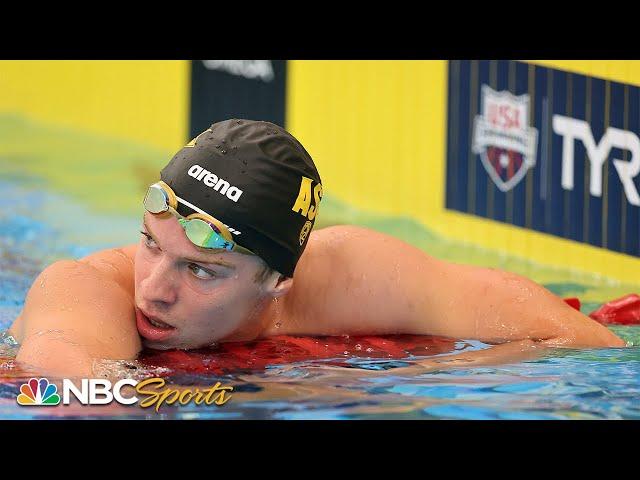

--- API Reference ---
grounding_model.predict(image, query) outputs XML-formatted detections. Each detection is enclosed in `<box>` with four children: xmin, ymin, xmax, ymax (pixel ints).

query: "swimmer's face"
<box><xmin>134</xmin><ymin>212</ymin><xmax>277</xmax><ymax>350</ymax></box>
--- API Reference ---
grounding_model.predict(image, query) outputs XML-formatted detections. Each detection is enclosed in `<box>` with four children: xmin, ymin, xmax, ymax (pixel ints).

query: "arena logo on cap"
<box><xmin>188</xmin><ymin>164</ymin><xmax>244</xmax><ymax>202</ymax></box>
<box><xmin>472</xmin><ymin>85</ymin><xmax>539</xmax><ymax>192</ymax></box>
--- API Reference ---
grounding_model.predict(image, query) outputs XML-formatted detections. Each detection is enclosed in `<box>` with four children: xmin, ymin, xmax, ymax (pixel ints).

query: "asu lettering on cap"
<box><xmin>292</xmin><ymin>176</ymin><xmax>323</xmax><ymax>220</ymax></box>
<box><xmin>187</xmin><ymin>164</ymin><xmax>244</xmax><ymax>203</ymax></box>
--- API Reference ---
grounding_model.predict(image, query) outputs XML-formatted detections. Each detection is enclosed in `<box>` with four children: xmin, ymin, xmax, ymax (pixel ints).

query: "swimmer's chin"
<box><xmin>141</xmin><ymin>339</ymin><xmax>174</xmax><ymax>351</ymax></box>
<box><xmin>141</xmin><ymin>338</ymin><xmax>218</xmax><ymax>351</ymax></box>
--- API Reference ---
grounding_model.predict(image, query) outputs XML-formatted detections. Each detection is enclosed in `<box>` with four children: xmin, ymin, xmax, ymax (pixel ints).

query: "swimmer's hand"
<box><xmin>405</xmin><ymin>265</ymin><xmax>627</xmax><ymax>349</ymax></box>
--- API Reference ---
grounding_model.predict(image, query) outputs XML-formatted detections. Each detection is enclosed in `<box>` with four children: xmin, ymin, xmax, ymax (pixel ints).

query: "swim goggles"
<box><xmin>143</xmin><ymin>181</ymin><xmax>255</xmax><ymax>256</ymax></box>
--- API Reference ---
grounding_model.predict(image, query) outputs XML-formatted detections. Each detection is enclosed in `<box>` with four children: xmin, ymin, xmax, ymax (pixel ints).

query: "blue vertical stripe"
<box><xmin>569</xmin><ymin>74</ymin><xmax>587</xmax><ymax>244</ymax></box>
<box><xmin>588</xmin><ymin>77</ymin><xmax>606</xmax><ymax>249</ymax></box>
<box><xmin>490</xmin><ymin>60</ymin><xmax>509</xmax><ymax>223</ymax></box>
<box><xmin>446</xmin><ymin>60</ymin><xmax>460</xmax><ymax>211</ymax></box>
<box><xmin>531</xmin><ymin>66</ymin><xmax>549</xmax><ymax>234</ymax></box>
<box><xmin>474</xmin><ymin>60</ymin><xmax>491</xmax><ymax>219</ymax></box>
<box><xmin>548</xmin><ymin>70</ymin><xmax>567</xmax><ymax>238</ymax></box>
<box><xmin>512</xmin><ymin>61</ymin><xmax>530</xmax><ymax>228</ymax></box>
<box><xmin>607</xmin><ymin>83</ymin><xmax>625</xmax><ymax>253</ymax></box>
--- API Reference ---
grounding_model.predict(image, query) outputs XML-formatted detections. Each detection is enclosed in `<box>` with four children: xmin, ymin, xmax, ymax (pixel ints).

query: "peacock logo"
<box><xmin>16</xmin><ymin>378</ymin><xmax>61</xmax><ymax>406</ymax></box>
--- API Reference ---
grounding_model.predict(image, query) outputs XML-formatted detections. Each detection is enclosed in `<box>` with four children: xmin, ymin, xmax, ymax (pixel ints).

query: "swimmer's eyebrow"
<box><xmin>142</xmin><ymin>218</ymin><xmax>237</xmax><ymax>270</ymax></box>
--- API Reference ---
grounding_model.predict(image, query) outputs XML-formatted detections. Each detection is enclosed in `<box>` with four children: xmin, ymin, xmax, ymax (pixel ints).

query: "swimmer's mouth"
<box><xmin>135</xmin><ymin>307</ymin><xmax>176</xmax><ymax>341</ymax></box>
<box><xmin>148</xmin><ymin>316</ymin><xmax>173</xmax><ymax>329</ymax></box>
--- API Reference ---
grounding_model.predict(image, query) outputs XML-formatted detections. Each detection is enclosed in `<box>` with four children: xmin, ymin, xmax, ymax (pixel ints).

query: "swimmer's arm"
<box><xmin>412</xmin><ymin>338</ymin><xmax>543</xmax><ymax>370</ymax></box>
<box><xmin>407</xmin><ymin>264</ymin><xmax>625</xmax><ymax>349</ymax></box>
<box><xmin>10</xmin><ymin>256</ymin><xmax>141</xmax><ymax>378</ymax></box>
<box><xmin>296</xmin><ymin>227</ymin><xmax>622</xmax><ymax>348</ymax></box>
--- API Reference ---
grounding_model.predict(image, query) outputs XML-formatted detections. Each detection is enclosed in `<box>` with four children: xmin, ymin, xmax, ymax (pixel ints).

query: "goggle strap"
<box><xmin>175</xmin><ymin>196</ymin><xmax>215</xmax><ymax>219</ymax></box>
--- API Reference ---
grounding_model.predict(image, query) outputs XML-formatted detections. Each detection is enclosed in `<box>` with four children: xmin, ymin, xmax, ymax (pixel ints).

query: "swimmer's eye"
<box><xmin>188</xmin><ymin>263</ymin><xmax>217</xmax><ymax>280</ymax></box>
<box><xmin>140</xmin><ymin>231</ymin><xmax>159</xmax><ymax>250</ymax></box>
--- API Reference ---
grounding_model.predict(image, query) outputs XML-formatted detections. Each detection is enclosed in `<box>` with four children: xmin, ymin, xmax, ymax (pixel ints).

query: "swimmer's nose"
<box><xmin>139</xmin><ymin>259</ymin><xmax>177</xmax><ymax>308</ymax></box>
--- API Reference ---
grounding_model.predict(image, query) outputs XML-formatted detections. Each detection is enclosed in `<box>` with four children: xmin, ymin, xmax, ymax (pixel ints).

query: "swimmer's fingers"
<box><xmin>535</xmin><ymin>328</ymin><xmax>627</xmax><ymax>349</ymax></box>
<box><xmin>413</xmin><ymin>339</ymin><xmax>545</xmax><ymax>372</ymax></box>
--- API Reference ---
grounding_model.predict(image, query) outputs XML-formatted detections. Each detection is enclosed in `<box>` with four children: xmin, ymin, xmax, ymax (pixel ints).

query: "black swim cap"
<box><xmin>159</xmin><ymin>119</ymin><xmax>323</xmax><ymax>277</ymax></box>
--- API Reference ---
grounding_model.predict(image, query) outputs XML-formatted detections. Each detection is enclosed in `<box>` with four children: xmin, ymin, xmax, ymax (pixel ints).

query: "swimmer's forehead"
<box><xmin>142</xmin><ymin>215</ymin><xmax>237</xmax><ymax>269</ymax></box>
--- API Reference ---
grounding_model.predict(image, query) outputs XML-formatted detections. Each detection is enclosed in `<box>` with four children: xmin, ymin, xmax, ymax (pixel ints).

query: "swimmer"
<box><xmin>8</xmin><ymin>119</ymin><xmax>626</xmax><ymax>377</ymax></box>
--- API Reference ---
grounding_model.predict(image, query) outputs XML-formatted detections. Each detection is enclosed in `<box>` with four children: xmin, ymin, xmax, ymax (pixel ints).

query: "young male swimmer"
<box><xmin>8</xmin><ymin>119</ymin><xmax>625</xmax><ymax>377</ymax></box>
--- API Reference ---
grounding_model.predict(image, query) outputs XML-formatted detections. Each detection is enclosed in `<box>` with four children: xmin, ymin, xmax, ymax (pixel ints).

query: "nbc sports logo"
<box><xmin>14</xmin><ymin>376</ymin><xmax>233</xmax><ymax>410</ymax></box>
<box><xmin>16</xmin><ymin>378</ymin><xmax>61</xmax><ymax>406</ymax></box>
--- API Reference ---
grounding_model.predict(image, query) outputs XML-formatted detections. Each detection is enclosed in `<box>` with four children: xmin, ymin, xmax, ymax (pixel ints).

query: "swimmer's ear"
<box><xmin>264</xmin><ymin>272</ymin><xmax>293</xmax><ymax>298</ymax></box>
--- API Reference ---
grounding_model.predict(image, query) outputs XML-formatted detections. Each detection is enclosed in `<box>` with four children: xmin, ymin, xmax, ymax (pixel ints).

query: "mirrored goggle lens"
<box><xmin>180</xmin><ymin>218</ymin><xmax>234</xmax><ymax>251</ymax></box>
<box><xmin>144</xmin><ymin>185</ymin><xmax>169</xmax><ymax>214</ymax></box>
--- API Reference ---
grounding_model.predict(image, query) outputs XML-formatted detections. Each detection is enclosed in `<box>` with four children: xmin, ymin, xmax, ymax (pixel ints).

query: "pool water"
<box><xmin>1</xmin><ymin>177</ymin><xmax>639</xmax><ymax>420</ymax></box>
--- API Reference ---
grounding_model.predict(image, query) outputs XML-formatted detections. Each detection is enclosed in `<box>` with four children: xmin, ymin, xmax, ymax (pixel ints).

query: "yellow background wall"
<box><xmin>286</xmin><ymin>60</ymin><xmax>639</xmax><ymax>285</ymax></box>
<box><xmin>0</xmin><ymin>60</ymin><xmax>189</xmax><ymax>153</ymax></box>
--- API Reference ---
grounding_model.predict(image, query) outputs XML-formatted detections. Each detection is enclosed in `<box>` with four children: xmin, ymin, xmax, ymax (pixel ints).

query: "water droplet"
<box><xmin>275</xmin><ymin>322</ymin><xmax>281</xmax><ymax>329</ymax></box>
<box><xmin>221</xmin><ymin>150</ymin><xmax>227</xmax><ymax>154</ymax></box>
<box><xmin>355</xmin><ymin>344</ymin><xmax>362</xmax><ymax>351</ymax></box>
<box><xmin>343</xmin><ymin>351</ymin><xmax>349</xmax><ymax>355</ymax></box>
<box><xmin>40</xmin><ymin>281</ymin><xmax>45</xmax><ymax>288</ymax></box>
<box><xmin>366</xmin><ymin>347</ymin><xmax>374</xmax><ymax>353</ymax></box>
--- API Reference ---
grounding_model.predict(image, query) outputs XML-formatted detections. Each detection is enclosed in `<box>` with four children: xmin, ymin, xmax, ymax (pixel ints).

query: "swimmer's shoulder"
<box><xmin>306</xmin><ymin>225</ymin><xmax>377</xmax><ymax>250</ymax></box>
<box><xmin>78</xmin><ymin>243</ymin><xmax>137</xmax><ymax>293</ymax></box>
<box><xmin>12</xmin><ymin>256</ymin><xmax>141</xmax><ymax>368</ymax></box>
<box><xmin>310</xmin><ymin>224</ymin><xmax>406</xmax><ymax>243</ymax></box>
<box><xmin>295</xmin><ymin>225</ymin><xmax>380</xmax><ymax>279</ymax></box>
<box><xmin>306</xmin><ymin>224</ymin><xmax>421</xmax><ymax>256</ymax></box>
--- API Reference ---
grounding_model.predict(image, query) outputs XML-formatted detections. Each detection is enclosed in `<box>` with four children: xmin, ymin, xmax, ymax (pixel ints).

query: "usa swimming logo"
<box><xmin>472</xmin><ymin>85</ymin><xmax>539</xmax><ymax>192</ymax></box>
<box><xmin>16</xmin><ymin>378</ymin><xmax>61</xmax><ymax>406</ymax></box>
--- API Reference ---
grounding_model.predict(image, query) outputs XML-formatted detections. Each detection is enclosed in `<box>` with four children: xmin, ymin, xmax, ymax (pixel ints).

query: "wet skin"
<box><xmin>9</xmin><ymin>214</ymin><xmax>625</xmax><ymax>377</ymax></box>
